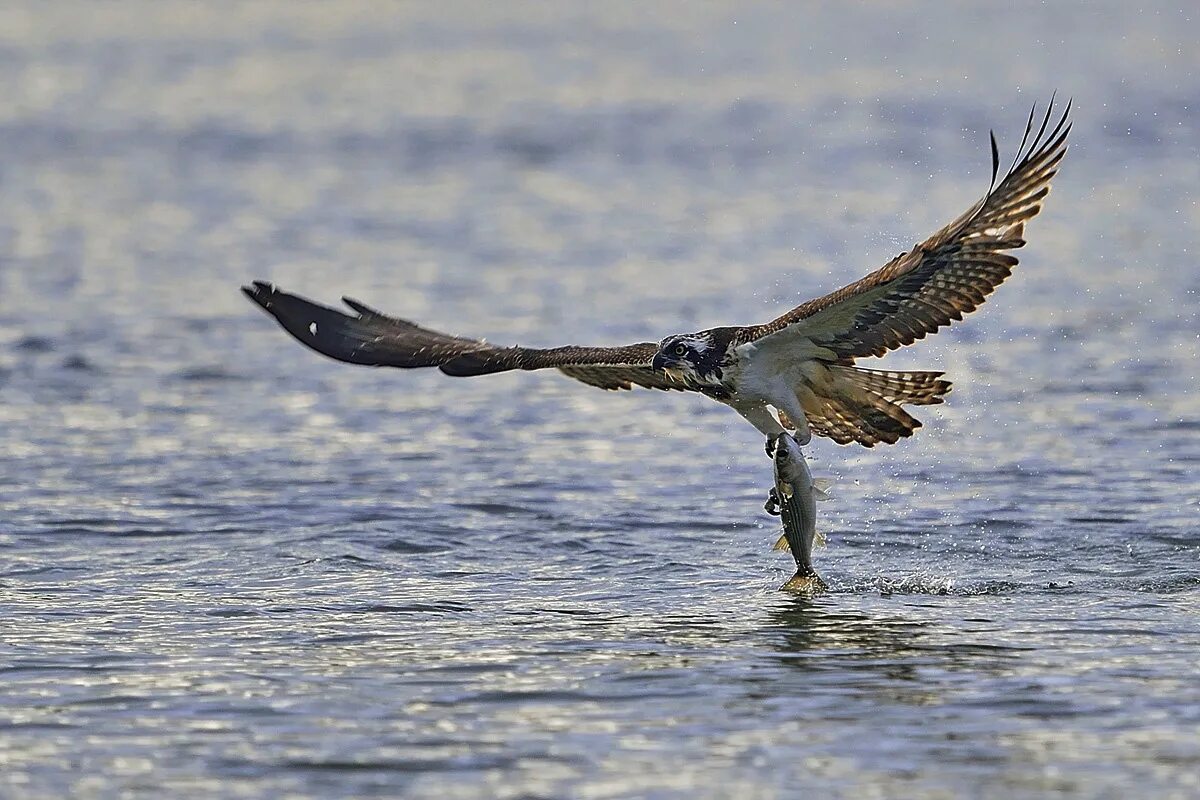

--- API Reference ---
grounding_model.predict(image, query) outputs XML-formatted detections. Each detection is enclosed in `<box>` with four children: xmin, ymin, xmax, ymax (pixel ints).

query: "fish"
<box><xmin>765</xmin><ymin>433</ymin><xmax>829</xmax><ymax>592</ymax></box>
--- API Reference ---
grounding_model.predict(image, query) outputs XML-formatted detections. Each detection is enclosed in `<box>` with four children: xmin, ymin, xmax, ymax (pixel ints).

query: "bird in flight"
<box><xmin>244</xmin><ymin>100</ymin><xmax>1069</xmax><ymax>450</ymax></box>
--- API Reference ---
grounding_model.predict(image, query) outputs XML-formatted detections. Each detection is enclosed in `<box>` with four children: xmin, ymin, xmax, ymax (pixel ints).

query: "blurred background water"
<box><xmin>1</xmin><ymin>2</ymin><xmax>1198</xmax><ymax>797</ymax></box>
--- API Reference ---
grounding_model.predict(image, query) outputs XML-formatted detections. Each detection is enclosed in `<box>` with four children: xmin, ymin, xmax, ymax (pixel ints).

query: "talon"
<box><xmin>765</xmin><ymin>435</ymin><xmax>780</xmax><ymax>458</ymax></box>
<box><xmin>764</xmin><ymin>488</ymin><xmax>781</xmax><ymax>515</ymax></box>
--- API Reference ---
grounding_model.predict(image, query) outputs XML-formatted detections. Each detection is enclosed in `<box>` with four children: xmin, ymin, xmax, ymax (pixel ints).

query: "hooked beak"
<box><xmin>651</xmin><ymin>352</ymin><xmax>686</xmax><ymax>381</ymax></box>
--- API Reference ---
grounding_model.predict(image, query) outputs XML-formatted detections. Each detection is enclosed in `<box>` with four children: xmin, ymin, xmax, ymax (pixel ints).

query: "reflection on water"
<box><xmin>764</xmin><ymin>598</ymin><xmax>1025</xmax><ymax>705</ymax></box>
<box><xmin>2</xmin><ymin>1</ymin><xmax>1199</xmax><ymax>798</ymax></box>
<box><xmin>767</xmin><ymin>597</ymin><xmax>938</xmax><ymax>661</ymax></box>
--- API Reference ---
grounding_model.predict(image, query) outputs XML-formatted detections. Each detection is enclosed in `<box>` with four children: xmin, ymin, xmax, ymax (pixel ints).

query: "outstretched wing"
<box><xmin>740</xmin><ymin>99</ymin><xmax>1071</xmax><ymax>358</ymax></box>
<box><xmin>241</xmin><ymin>282</ymin><xmax>690</xmax><ymax>392</ymax></box>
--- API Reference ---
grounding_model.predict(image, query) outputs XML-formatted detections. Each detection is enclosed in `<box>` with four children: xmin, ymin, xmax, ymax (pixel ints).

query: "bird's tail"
<box><xmin>830</xmin><ymin>366</ymin><xmax>952</xmax><ymax>406</ymax></box>
<box><xmin>804</xmin><ymin>366</ymin><xmax>952</xmax><ymax>447</ymax></box>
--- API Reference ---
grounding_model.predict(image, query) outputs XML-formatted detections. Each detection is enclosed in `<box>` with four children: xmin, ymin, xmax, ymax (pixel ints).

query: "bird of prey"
<box><xmin>244</xmin><ymin>100</ymin><xmax>1069</xmax><ymax>450</ymax></box>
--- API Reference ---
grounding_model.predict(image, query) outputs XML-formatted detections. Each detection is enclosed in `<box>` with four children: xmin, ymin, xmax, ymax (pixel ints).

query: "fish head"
<box><xmin>773</xmin><ymin>432</ymin><xmax>803</xmax><ymax>470</ymax></box>
<box><xmin>772</xmin><ymin>432</ymin><xmax>810</xmax><ymax>492</ymax></box>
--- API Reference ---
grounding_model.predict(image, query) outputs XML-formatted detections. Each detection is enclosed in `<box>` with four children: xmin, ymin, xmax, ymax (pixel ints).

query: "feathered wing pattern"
<box><xmin>243</xmin><ymin>100</ymin><xmax>1069</xmax><ymax>450</ymax></box>
<box><xmin>241</xmin><ymin>282</ymin><xmax>691</xmax><ymax>393</ymax></box>
<box><xmin>741</xmin><ymin>99</ymin><xmax>1069</xmax><ymax>447</ymax></box>
<box><xmin>741</xmin><ymin>99</ymin><xmax>1071</xmax><ymax>358</ymax></box>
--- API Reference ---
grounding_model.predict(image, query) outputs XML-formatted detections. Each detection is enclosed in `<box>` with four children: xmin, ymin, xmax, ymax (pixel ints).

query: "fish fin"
<box><xmin>774</xmin><ymin>531</ymin><xmax>826</xmax><ymax>551</ymax></box>
<box><xmin>780</xmin><ymin>571</ymin><xmax>827</xmax><ymax>594</ymax></box>
<box><xmin>812</xmin><ymin>479</ymin><xmax>833</xmax><ymax>501</ymax></box>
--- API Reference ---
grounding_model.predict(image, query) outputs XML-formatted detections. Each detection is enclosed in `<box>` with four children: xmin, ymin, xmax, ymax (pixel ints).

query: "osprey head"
<box><xmin>651</xmin><ymin>332</ymin><xmax>725</xmax><ymax>384</ymax></box>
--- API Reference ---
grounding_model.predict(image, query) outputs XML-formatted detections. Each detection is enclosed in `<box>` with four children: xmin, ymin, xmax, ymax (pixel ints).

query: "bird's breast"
<box><xmin>728</xmin><ymin>341</ymin><xmax>824</xmax><ymax>403</ymax></box>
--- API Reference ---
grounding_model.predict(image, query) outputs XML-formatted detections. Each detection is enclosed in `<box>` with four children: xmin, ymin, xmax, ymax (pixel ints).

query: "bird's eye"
<box><xmin>673</xmin><ymin>344</ymin><xmax>687</xmax><ymax>356</ymax></box>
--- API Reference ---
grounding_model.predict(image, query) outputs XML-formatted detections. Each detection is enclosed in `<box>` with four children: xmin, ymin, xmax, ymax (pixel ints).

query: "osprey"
<box><xmin>244</xmin><ymin>101</ymin><xmax>1069</xmax><ymax>450</ymax></box>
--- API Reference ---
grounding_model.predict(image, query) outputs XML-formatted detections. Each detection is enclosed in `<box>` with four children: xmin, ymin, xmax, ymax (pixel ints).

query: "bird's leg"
<box><xmin>791</xmin><ymin>416</ymin><xmax>812</xmax><ymax>445</ymax></box>
<box><xmin>732</xmin><ymin>403</ymin><xmax>786</xmax><ymax>437</ymax></box>
<box><xmin>726</xmin><ymin>403</ymin><xmax>787</xmax><ymax>458</ymax></box>
<box><xmin>764</xmin><ymin>487</ymin><xmax>781</xmax><ymax>516</ymax></box>
<box><xmin>775</xmin><ymin>399</ymin><xmax>812</xmax><ymax>445</ymax></box>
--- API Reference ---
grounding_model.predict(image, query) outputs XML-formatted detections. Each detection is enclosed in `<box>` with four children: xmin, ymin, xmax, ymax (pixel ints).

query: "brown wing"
<box><xmin>555</xmin><ymin>364</ymin><xmax>697</xmax><ymax>392</ymax></box>
<box><xmin>242</xmin><ymin>281</ymin><xmax>691</xmax><ymax>392</ymax></box>
<box><xmin>740</xmin><ymin>99</ymin><xmax>1071</xmax><ymax>358</ymax></box>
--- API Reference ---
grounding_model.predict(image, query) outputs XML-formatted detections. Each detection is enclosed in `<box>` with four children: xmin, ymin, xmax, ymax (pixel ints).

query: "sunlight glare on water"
<box><xmin>0</xmin><ymin>2</ymin><xmax>1198</xmax><ymax>798</ymax></box>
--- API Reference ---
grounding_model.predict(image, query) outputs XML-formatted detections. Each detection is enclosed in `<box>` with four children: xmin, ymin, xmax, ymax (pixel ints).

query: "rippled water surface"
<box><xmin>2</xmin><ymin>2</ymin><xmax>1199</xmax><ymax>797</ymax></box>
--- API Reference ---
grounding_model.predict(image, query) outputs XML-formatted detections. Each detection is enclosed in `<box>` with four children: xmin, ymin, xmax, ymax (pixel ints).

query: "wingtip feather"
<box><xmin>342</xmin><ymin>296</ymin><xmax>378</xmax><ymax>317</ymax></box>
<box><xmin>989</xmin><ymin>131</ymin><xmax>1000</xmax><ymax>187</ymax></box>
<box><xmin>242</xmin><ymin>280</ymin><xmax>276</xmax><ymax>309</ymax></box>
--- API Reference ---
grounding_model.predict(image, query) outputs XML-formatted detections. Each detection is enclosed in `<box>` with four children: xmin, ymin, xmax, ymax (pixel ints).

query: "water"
<box><xmin>2</xmin><ymin>2</ymin><xmax>1198</xmax><ymax>797</ymax></box>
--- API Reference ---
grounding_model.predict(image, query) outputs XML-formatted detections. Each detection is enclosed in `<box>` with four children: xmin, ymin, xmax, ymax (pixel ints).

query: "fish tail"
<box><xmin>781</xmin><ymin>571</ymin><xmax>827</xmax><ymax>594</ymax></box>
